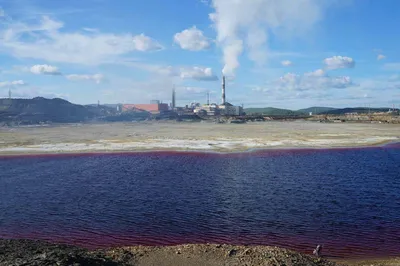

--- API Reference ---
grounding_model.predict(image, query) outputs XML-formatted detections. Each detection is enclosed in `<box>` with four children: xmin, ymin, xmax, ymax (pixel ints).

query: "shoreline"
<box><xmin>1</xmin><ymin>121</ymin><xmax>399</xmax><ymax>157</ymax></box>
<box><xmin>1</xmin><ymin>239</ymin><xmax>399</xmax><ymax>266</ymax></box>
<box><xmin>0</xmin><ymin>140</ymin><xmax>399</xmax><ymax>158</ymax></box>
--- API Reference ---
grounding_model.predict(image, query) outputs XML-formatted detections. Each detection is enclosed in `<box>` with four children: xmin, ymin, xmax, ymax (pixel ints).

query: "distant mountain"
<box><xmin>0</xmin><ymin>97</ymin><xmax>118</xmax><ymax>125</ymax></box>
<box><xmin>244</xmin><ymin>106</ymin><xmax>392</xmax><ymax>116</ymax></box>
<box><xmin>320</xmin><ymin>107</ymin><xmax>391</xmax><ymax>115</ymax></box>
<box><xmin>297</xmin><ymin>106</ymin><xmax>337</xmax><ymax>114</ymax></box>
<box><xmin>244</xmin><ymin>107</ymin><xmax>300</xmax><ymax>116</ymax></box>
<box><xmin>86</xmin><ymin>103</ymin><xmax>119</xmax><ymax>109</ymax></box>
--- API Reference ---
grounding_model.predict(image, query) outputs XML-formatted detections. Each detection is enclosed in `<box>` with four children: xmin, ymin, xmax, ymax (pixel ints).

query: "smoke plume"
<box><xmin>210</xmin><ymin>0</ymin><xmax>333</xmax><ymax>76</ymax></box>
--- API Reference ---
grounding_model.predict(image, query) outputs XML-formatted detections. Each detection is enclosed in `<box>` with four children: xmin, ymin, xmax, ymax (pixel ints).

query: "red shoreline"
<box><xmin>0</xmin><ymin>141</ymin><xmax>399</xmax><ymax>160</ymax></box>
<box><xmin>1</xmin><ymin>230</ymin><xmax>399</xmax><ymax>260</ymax></box>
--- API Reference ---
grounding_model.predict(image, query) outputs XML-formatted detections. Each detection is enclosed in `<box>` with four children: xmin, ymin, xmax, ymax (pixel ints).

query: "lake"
<box><xmin>1</xmin><ymin>145</ymin><xmax>399</xmax><ymax>259</ymax></box>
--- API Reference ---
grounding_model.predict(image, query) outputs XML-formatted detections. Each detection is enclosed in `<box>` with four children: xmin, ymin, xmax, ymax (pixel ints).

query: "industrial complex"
<box><xmin>119</xmin><ymin>75</ymin><xmax>244</xmax><ymax>117</ymax></box>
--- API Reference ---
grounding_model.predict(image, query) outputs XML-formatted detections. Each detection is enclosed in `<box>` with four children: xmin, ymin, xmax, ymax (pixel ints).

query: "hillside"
<box><xmin>244</xmin><ymin>107</ymin><xmax>301</xmax><ymax>116</ymax></box>
<box><xmin>320</xmin><ymin>107</ymin><xmax>391</xmax><ymax>115</ymax></box>
<box><xmin>297</xmin><ymin>106</ymin><xmax>337</xmax><ymax>114</ymax></box>
<box><xmin>245</xmin><ymin>106</ymin><xmax>394</xmax><ymax>116</ymax></box>
<box><xmin>0</xmin><ymin>97</ymin><xmax>119</xmax><ymax>125</ymax></box>
<box><xmin>0</xmin><ymin>97</ymin><xmax>94</xmax><ymax>124</ymax></box>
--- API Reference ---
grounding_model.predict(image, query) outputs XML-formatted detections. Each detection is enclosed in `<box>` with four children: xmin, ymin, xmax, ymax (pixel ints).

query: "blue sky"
<box><xmin>0</xmin><ymin>0</ymin><xmax>399</xmax><ymax>109</ymax></box>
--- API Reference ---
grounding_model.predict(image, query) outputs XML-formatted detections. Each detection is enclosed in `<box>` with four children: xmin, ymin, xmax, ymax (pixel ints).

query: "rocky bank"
<box><xmin>0</xmin><ymin>239</ymin><xmax>340</xmax><ymax>266</ymax></box>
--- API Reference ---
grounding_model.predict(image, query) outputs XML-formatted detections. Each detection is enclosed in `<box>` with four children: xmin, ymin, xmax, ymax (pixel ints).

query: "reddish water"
<box><xmin>1</xmin><ymin>144</ymin><xmax>399</xmax><ymax>259</ymax></box>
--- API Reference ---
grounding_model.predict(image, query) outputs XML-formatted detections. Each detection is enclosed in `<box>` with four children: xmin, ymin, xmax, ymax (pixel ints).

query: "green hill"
<box><xmin>320</xmin><ymin>107</ymin><xmax>391</xmax><ymax>115</ymax></box>
<box><xmin>0</xmin><ymin>97</ymin><xmax>93</xmax><ymax>124</ymax></box>
<box><xmin>297</xmin><ymin>106</ymin><xmax>337</xmax><ymax>114</ymax></box>
<box><xmin>244</xmin><ymin>107</ymin><xmax>301</xmax><ymax>116</ymax></box>
<box><xmin>0</xmin><ymin>97</ymin><xmax>120</xmax><ymax>125</ymax></box>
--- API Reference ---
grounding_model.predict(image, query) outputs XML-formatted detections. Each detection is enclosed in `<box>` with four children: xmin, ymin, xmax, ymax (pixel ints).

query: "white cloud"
<box><xmin>0</xmin><ymin>16</ymin><xmax>163</xmax><ymax>65</ymax></box>
<box><xmin>174</xmin><ymin>26</ymin><xmax>211</xmax><ymax>51</ymax></box>
<box><xmin>131</xmin><ymin>63</ymin><xmax>219</xmax><ymax>82</ymax></box>
<box><xmin>389</xmin><ymin>74</ymin><xmax>400</xmax><ymax>81</ymax></box>
<box><xmin>132</xmin><ymin>33</ymin><xmax>163</xmax><ymax>52</ymax></box>
<box><xmin>0</xmin><ymin>80</ymin><xmax>26</xmax><ymax>88</ymax></box>
<box><xmin>30</xmin><ymin>64</ymin><xmax>62</xmax><ymax>75</ymax></box>
<box><xmin>179</xmin><ymin>67</ymin><xmax>218</xmax><ymax>81</ymax></box>
<box><xmin>156</xmin><ymin>66</ymin><xmax>179</xmax><ymax>76</ymax></box>
<box><xmin>210</xmin><ymin>0</ymin><xmax>332</xmax><ymax>76</ymax></box>
<box><xmin>182</xmin><ymin>87</ymin><xmax>208</xmax><ymax>94</ymax></box>
<box><xmin>281</xmin><ymin>60</ymin><xmax>293</xmax><ymax>66</ymax></box>
<box><xmin>2</xmin><ymin>87</ymin><xmax>68</xmax><ymax>99</ymax></box>
<box><xmin>249</xmin><ymin>70</ymin><xmax>362</xmax><ymax>105</ymax></box>
<box><xmin>323</xmin><ymin>56</ymin><xmax>355</xmax><ymax>70</ymax></box>
<box><xmin>250</xmin><ymin>70</ymin><xmax>356</xmax><ymax>102</ymax></box>
<box><xmin>383</xmin><ymin>63</ymin><xmax>400</xmax><ymax>71</ymax></box>
<box><xmin>304</xmin><ymin>69</ymin><xmax>325</xmax><ymax>77</ymax></box>
<box><xmin>377</xmin><ymin>54</ymin><xmax>386</xmax><ymax>60</ymax></box>
<box><xmin>200</xmin><ymin>0</ymin><xmax>210</xmax><ymax>5</ymax></box>
<box><xmin>173</xmin><ymin>86</ymin><xmax>212</xmax><ymax>101</ymax></box>
<box><xmin>83</xmin><ymin>28</ymin><xmax>99</xmax><ymax>33</ymax></box>
<box><xmin>352</xmin><ymin>77</ymin><xmax>400</xmax><ymax>101</ymax></box>
<box><xmin>66</xmin><ymin>74</ymin><xmax>104</xmax><ymax>84</ymax></box>
<box><xmin>0</xmin><ymin>8</ymin><xmax>4</xmax><ymax>17</ymax></box>
<box><xmin>276</xmin><ymin>70</ymin><xmax>355</xmax><ymax>91</ymax></box>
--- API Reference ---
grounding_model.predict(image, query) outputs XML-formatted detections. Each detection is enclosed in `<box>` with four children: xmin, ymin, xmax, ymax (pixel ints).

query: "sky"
<box><xmin>0</xmin><ymin>0</ymin><xmax>399</xmax><ymax>109</ymax></box>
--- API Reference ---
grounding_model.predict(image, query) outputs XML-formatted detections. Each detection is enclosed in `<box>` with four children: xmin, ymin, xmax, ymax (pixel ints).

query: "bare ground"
<box><xmin>333</xmin><ymin>258</ymin><xmax>400</xmax><ymax>266</ymax></box>
<box><xmin>0</xmin><ymin>239</ymin><xmax>338</xmax><ymax>266</ymax></box>
<box><xmin>2</xmin><ymin>239</ymin><xmax>399</xmax><ymax>266</ymax></box>
<box><xmin>0</xmin><ymin>121</ymin><xmax>399</xmax><ymax>154</ymax></box>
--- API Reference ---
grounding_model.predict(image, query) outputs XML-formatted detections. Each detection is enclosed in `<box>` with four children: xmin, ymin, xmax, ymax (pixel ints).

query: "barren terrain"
<box><xmin>0</xmin><ymin>121</ymin><xmax>399</xmax><ymax>154</ymax></box>
<box><xmin>1</xmin><ymin>239</ymin><xmax>399</xmax><ymax>266</ymax></box>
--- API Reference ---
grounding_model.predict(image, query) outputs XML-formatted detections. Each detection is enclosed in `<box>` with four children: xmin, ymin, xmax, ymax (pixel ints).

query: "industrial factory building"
<box><xmin>194</xmin><ymin>103</ymin><xmax>220</xmax><ymax>116</ymax></box>
<box><xmin>196</xmin><ymin>75</ymin><xmax>243</xmax><ymax>116</ymax></box>
<box><xmin>122</xmin><ymin>102</ymin><xmax>169</xmax><ymax>113</ymax></box>
<box><xmin>219</xmin><ymin>76</ymin><xmax>244</xmax><ymax>116</ymax></box>
<box><xmin>219</xmin><ymin>103</ymin><xmax>243</xmax><ymax>116</ymax></box>
<box><xmin>119</xmin><ymin>73</ymin><xmax>243</xmax><ymax>117</ymax></box>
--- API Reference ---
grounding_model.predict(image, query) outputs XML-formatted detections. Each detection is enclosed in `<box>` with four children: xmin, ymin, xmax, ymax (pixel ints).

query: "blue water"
<box><xmin>0</xmin><ymin>145</ymin><xmax>400</xmax><ymax>258</ymax></box>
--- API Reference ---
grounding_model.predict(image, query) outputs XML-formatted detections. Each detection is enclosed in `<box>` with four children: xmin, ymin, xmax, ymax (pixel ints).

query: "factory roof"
<box><xmin>220</xmin><ymin>102</ymin><xmax>233</xmax><ymax>106</ymax></box>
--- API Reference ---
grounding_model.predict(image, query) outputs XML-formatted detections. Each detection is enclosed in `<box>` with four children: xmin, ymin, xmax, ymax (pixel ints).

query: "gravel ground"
<box><xmin>0</xmin><ymin>239</ymin><xmax>339</xmax><ymax>266</ymax></box>
<box><xmin>2</xmin><ymin>239</ymin><xmax>399</xmax><ymax>266</ymax></box>
<box><xmin>0</xmin><ymin>121</ymin><xmax>399</xmax><ymax>154</ymax></box>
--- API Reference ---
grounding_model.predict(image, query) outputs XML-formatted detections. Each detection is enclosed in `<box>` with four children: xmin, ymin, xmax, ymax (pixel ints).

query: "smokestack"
<box><xmin>8</xmin><ymin>88</ymin><xmax>11</xmax><ymax>99</ymax></box>
<box><xmin>172</xmin><ymin>85</ymin><xmax>176</xmax><ymax>109</ymax></box>
<box><xmin>222</xmin><ymin>75</ymin><xmax>226</xmax><ymax>105</ymax></box>
<box><xmin>207</xmin><ymin>91</ymin><xmax>210</xmax><ymax>105</ymax></box>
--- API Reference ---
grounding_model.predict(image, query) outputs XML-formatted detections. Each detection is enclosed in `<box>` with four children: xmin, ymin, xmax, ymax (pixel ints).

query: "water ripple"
<box><xmin>0</xmin><ymin>146</ymin><xmax>400</xmax><ymax>259</ymax></box>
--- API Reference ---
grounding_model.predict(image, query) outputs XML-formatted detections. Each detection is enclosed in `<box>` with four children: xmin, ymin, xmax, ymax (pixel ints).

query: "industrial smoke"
<box><xmin>210</xmin><ymin>0</ymin><xmax>332</xmax><ymax>76</ymax></box>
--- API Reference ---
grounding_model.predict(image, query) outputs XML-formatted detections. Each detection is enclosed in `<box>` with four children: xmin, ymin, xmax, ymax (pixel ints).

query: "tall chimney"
<box><xmin>207</xmin><ymin>91</ymin><xmax>210</xmax><ymax>105</ymax></box>
<box><xmin>221</xmin><ymin>75</ymin><xmax>226</xmax><ymax>105</ymax></box>
<box><xmin>172</xmin><ymin>85</ymin><xmax>176</xmax><ymax>109</ymax></box>
<box><xmin>8</xmin><ymin>88</ymin><xmax>11</xmax><ymax>99</ymax></box>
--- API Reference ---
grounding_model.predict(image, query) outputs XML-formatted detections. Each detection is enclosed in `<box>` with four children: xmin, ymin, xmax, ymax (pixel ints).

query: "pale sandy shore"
<box><xmin>0</xmin><ymin>121</ymin><xmax>399</xmax><ymax>155</ymax></box>
<box><xmin>2</xmin><ymin>239</ymin><xmax>399</xmax><ymax>266</ymax></box>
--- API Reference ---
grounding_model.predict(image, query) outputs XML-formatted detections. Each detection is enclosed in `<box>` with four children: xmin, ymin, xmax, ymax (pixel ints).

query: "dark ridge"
<box><xmin>320</xmin><ymin>107</ymin><xmax>392</xmax><ymax>115</ymax></box>
<box><xmin>0</xmin><ymin>239</ymin><xmax>123</xmax><ymax>266</ymax></box>
<box><xmin>0</xmin><ymin>98</ymin><xmax>93</xmax><ymax>124</ymax></box>
<box><xmin>0</xmin><ymin>97</ymin><xmax>396</xmax><ymax>125</ymax></box>
<box><xmin>297</xmin><ymin>106</ymin><xmax>337</xmax><ymax>114</ymax></box>
<box><xmin>244</xmin><ymin>107</ymin><xmax>301</xmax><ymax>116</ymax></box>
<box><xmin>244</xmin><ymin>106</ymin><xmax>396</xmax><ymax>116</ymax></box>
<box><xmin>0</xmin><ymin>98</ymin><xmax>122</xmax><ymax>125</ymax></box>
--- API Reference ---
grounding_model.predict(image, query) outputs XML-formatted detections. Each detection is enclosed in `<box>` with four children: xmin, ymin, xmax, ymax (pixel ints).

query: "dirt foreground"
<box><xmin>0</xmin><ymin>121</ymin><xmax>399</xmax><ymax>154</ymax></box>
<box><xmin>0</xmin><ymin>239</ymin><xmax>337</xmax><ymax>266</ymax></box>
<box><xmin>1</xmin><ymin>239</ymin><xmax>399</xmax><ymax>266</ymax></box>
